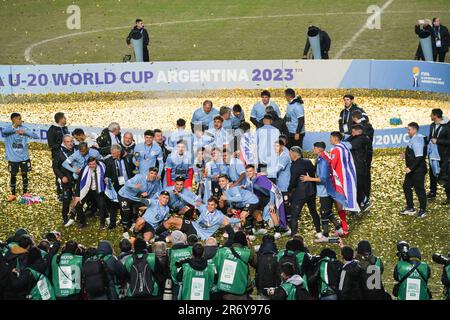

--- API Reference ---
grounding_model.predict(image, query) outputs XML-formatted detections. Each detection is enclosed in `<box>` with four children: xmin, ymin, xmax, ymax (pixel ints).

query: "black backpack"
<box><xmin>128</xmin><ymin>254</ymin><xmax>154</xmax><ymax>297</ymax></box>
<box><xmin>295</xmin><ymin>284</ymin><xmax>314</xmax><ymax>300</ymax></box>
<box><xmin>278</xmin><ymin>251</ymin><xmax>300</xmax><ymax>277</ymax></box>
<box><xmin>255</xmin><ymin>252</ymin><xmax>279</xmax><ymax>291</ymax></box>
<box><xmin>82</xmin><ymin>257</ymin><xmax>108</xmax><ymax>297</ymax></box>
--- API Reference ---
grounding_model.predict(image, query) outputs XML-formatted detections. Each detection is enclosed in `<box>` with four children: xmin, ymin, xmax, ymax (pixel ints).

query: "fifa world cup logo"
<box><xmin>412</xmin><ymin>66</ymin><xmax>420</xmax><ymax>88</ymax></box>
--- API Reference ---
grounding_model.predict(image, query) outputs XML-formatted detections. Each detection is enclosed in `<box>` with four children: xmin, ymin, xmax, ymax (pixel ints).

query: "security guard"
<box><xmin>393</xmin><ymin>247</ymin><xmax>431</xmax><ymax>300</ymax></box>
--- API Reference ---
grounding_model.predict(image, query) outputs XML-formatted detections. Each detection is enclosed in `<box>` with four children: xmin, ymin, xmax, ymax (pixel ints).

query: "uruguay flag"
<box><xmin>329</xmin><ymin>143</ymin><xmax>360</xmax><ymax>212</ymax></box>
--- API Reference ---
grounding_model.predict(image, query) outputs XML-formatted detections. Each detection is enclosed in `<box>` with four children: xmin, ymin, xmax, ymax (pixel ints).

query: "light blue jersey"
<box><xmin>118</xmin><ymin>173</ymin><xmax>162</xmax><ymax>203</ymax></box>
<box><xmin>407</xmin><ymin>134</ymin><xmax>426</xmax><ymax>157</ymax></box>
<box><xmin>223</xmin><ymin>185</ymin><xmax>259</xmax><ymax>208</ymax></box>
<box><xmin>191</xmin><ymin>107</ymin><xmax>220</xmax><ymax>128</ymax></box>
<box><xmin>250</xmin><ymin>101</ymin><xmax>281</xmax><ymax>122</ymax></box>
<box><xmin>165</xmin><ymin>152</ymin><xmax>193</xmax><ymax>183</ymax></box>
<box><xmin>192</xmin><ymin>205</ymin><xmax>226</xmax><ymax>240</ymax></box>
<box><xmin>166</xmin><ymin>129</ymin><xmax>194</xmax><ymax>153</ymax></box>
<box><xmin>268</xmin><ymin>147</ymin><xmax>291</xmax><ymax>192</ymax></box>
<box><xmin>226</xmin><ymin>158</ymin><xmax>246</xmax><ymax>184</ymax></box>
<box><xmin>62</xmin><ymin>148</ymin><xmax>101</xmax><ymax>179</ymax></box>
<box><xmin>143</xmin><ymin>198</ymin><xmax>170</xmax><ymax>229</ymax></box>
<box><xmin>163</xmin><ymin>186</ymin><xmax>200</xmax><ymax>211</ymax></box>
<box><xmin>285</xmin><ymin>98</ymin><xmax>305</xmax><ymax>134</ymax></box>
<box><xmin>205</xmin><ymin>127</ymin><xmax>230</xmax><ymax>149</ymax></box>
<box><xmin>256</xmin><ymin>124</ymin><xmax>280</xmax><ymax>166</ymax></box>
<box><xmin>133</xmin><ymin>142</ymin><xmax>164</xmax><ymax>176</ymax></box>
<box><xmin>3</xmin><ymin>125</ymin><xmax>39</xmax><ymax>162</ymax></box>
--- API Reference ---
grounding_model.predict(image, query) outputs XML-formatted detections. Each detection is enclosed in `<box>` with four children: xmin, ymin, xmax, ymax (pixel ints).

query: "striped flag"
<box><xmin>239</xmin><ymin>132</ymin><xmax>258</xmax><ymax>166</ymax></box>
<box><xmin>329</xmin><ymin>143</ymin><xmax>360</xmax><ymax>212</ymax></box>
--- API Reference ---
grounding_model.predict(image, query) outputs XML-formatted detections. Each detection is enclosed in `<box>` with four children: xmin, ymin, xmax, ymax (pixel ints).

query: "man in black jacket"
<box><xmin>97</xmin><ymin>122</ymin><xmax>122</xmax><ymax>157</ymax></box>
<box><xmin>338</xmin><ymin>246</ymin><xmax>364</xmax><ymax>300</ymax></box>
<box><xmin>427</xmin><ymin>108</ymin><xmax>450</xmax><ymax>205</ymax></box>
<box><xmin>52</xmin><ymin>134</ymin><xmax>76</xmax><ymax>225</ymax></box>
<box><xmin>355</xmin><ymin>240</ymin><xmax>390</xmax><ymax>300</ymax></box>
<box><xmin>415</xmin><ymin>19</ymin><xmax>437</xmax><ymax>60</ymax></box>
<box><xmin>432</xmin><ymin>18</ymin><xmax>449</xmax><ymax>62</ymax></box>
<box><xmin>303</xmin><ymin>25</ymin><xmax>331</xmax><ymax>59</ymax></box>
<box><xmin>401</xmin><ymin>122</ymin><xmax>428</xmax><ymax>218</ymax></box>
<box><xmin>338</xmin><ymin>94</ymin><xmax>369</xmax><ymax>136</ymax></box>
<box><xmin>105</xmin><ymin>144</ymin><xmax>134</xmax><ymax>229</ymax></box>
<box><xmin>47</xmin><ymin>112</ymin><xmax>70</xmax><ymax>198</ymax></box>
<box><xmin>266</xmin><ymin>106</ymin><xmax>289</xmax><ymax>137</ymax></box>
<box><xmin>347</xmin><ymin>125</ymin><xmax>372</xmax><ymax>212</ymax></box>
<box><xmin>47</xmin><ymin>112</ymin><xmax>69</xmax><ymax>159</ymax></box>
<box><xmin>309</xmin><ymin>248</ymin><xmax>343</xmax><ymax>300</ymax></box>
<box><xmin>126</xmin><ymin>19</ymin><xmax>150</xmax><ymax>62</ymax></box>
<box><xmin>352</xmin><ymin>110</ymin><xmax>374</xmax><ymax>200</ymax></box>
<box><xmin>287</xmin><ymin>146</ymin><xmax>321</xmax><ymax>239</ymax></box>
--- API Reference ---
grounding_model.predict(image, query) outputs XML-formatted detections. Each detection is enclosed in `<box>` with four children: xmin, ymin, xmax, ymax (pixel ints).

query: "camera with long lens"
<box><xmin>432</xmin><ymin>253</ymin><xmax>450</xmax><ymax>266</ymax></box>
<box><xmin>396</xmin><ymin>241</ymin><xmax>410</xmax><ymax>261</ymax></box>
<box><xmin>45</xmin><ymin>230</ymin><xmax>61</xmax><ymax>242</ymax></box>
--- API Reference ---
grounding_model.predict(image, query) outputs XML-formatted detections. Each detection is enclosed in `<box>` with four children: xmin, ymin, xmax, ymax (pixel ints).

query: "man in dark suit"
<box><xmin>427</xmin><ymin>108</ymin><xmax>450</xmax><ymax>204</ymax></box>
<box><xmin>432</xmin><ymin>17</ymin><xmax>449</xmax><ymax>62</ymax></box>
<box><xmin>287</xmin><ymin>146</ymin><xmax>321</xmax><ymax>239</ymax></box>
<box><xmin>338</xmin><ymin>95</ymin><xmax>369</xmax><ymax>136</ymax></box>
<box><xmin>104</xmin><ymin>144</ymin><xmax>134</xmax><ymax>229</ymax></box>
<box><xmin>347</xmin><ymin>125</ymin><xmax>372</xmax><ymax>212</ymax></box>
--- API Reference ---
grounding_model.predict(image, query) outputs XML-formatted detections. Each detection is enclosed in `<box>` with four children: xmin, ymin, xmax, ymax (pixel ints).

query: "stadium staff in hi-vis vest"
<box><xmin>126</xmin><ymin>19</ymin><xmax>150</xmax><ymax>62</ymax></box>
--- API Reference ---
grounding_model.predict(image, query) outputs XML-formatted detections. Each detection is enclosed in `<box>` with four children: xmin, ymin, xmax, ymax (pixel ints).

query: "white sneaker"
<box><xmin>314</xmin><ymin>235</ymin><xmax>329</xmax><ymax>243</ymax></box>
<box><xmin>274</xmin><ymin>232</ymin><xmax>281</xmax><ymax>240</ymax></box>
<box><xmin>105</xmin><ymin>217</ymin><xmax>110</xmax><ymax>226</ymax></box>
<box><xmin>335</xmin><ymin>228</ymin><xmax>345</xmax><ymax>236</ymax></box>
<box><xmin>223</xmin><ymin>232</ymin><xmax>229</xmax><ymax>239</ymax></box>
<box><xmin>254</xmin><ymin>228</ymin><xmax>268</xmax><ymax>236</ymax></box>
<box><xmin>315</xmin><ymin>232</ymin><xmax>323</xmax><ymax>240</ymax></box>
<box><xmin>254</xmin><ymin>245</ymin><xmax>260</xmax><ymax>252</ymax></box>
<box><xmin>64</xmin><ymin>219</ymin><xmax>75</xmax><ymax>227</ymax></box>
<box><xmin>122</xmin><ymin>232</ymin><xmax>130</xmax><ymax>239</ymax></box>
<box><xmin>283</xmin><ymin>228</ymin><xmax>292</xmax><ymax>237</ymax></box>
<box><xmin>401</xmin><ymin>208</ymin><xmax>416</xmax><ymax>216</ymax></box>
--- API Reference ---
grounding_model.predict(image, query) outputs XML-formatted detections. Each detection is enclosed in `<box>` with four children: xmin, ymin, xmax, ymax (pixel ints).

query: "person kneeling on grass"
<box><xmin>217</xmin><ymin>174</ymin><xmax>283</xmax><ymax>240</ymax></box>
<box><xmin>139</xmin><ymin>191</ymin><xmax>171</xmax><ymax>241</ymax></box>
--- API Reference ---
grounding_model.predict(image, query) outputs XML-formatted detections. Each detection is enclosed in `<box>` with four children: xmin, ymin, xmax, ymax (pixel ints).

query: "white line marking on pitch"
<box><xmin>24</xmin><ymin>6</ymin><xmax>447</xmax><ymax>64</ymax></box>
<box><xmin>334</xmin><ymin>0</ymin><xmax>395</xmax><ymax>59</ymax></box>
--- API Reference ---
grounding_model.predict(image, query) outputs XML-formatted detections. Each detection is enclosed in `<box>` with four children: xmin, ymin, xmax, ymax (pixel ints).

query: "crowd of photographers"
<box><xmin>0</xmin><ymin>228</ymin><xmax>448</xmax><ymax>300</ymax></box>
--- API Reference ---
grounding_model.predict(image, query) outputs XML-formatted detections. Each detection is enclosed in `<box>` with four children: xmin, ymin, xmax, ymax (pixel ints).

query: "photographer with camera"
<box><xmin>265</xmin><ymin>262</ymin><xmax>310</xmax><ymax>300</ymax></box>
<box><xmin>393</xmin><ymin>244</ymin><xmax>431</xmax><ymax>300</ymax></box>
<box><xmin>355</xmin><ymin>240</ymin><xmax>390</xmax><ymax>300</ymax></box>
<box><xmin>82</xmin><ymin>240</ymin><xmax>126</xmax><ymax>300</ymax></box>
<box><xmin>9</xmin><ymin>246</ymin><xmax>56</xmax><ymax>300</ymax></box>
<box><xmin>432</xmin><ymin>252</ymin><xmax>450</xmax><ymax>300</ymax></box>
<box><xmin>50</xmin><ymin>239</ymin><xmax>83</xmax><ymax>300</ymax></box>
<box><xmin>308</xmin><ymin>248</ymin><xmax>343</xmax><ymax>300</ymax></box>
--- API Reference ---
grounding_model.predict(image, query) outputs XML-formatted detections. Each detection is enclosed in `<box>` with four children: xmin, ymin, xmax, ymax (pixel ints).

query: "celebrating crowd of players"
<box><xmin>1</xmin><ymin>89</ymin><xmax>449</xmax><ymax>300</ymax></box>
